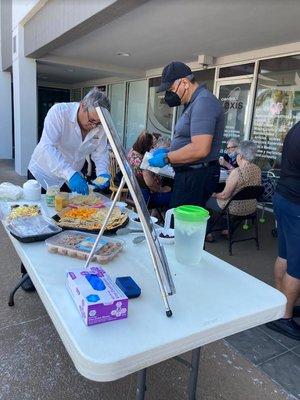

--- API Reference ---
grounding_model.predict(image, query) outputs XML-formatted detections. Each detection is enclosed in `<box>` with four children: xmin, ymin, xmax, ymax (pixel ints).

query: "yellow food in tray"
<box><xmin>7</xmin><ymin>204</ymin><xmax>41</xmax><ymax>222</ymax></box>
<box><xmin>57</xmin><ymin>206</ymin><xmax>128</xmax><ymax>231</ymax></box>
<box><xmin>63</xmin><ymin>207</ymin><xmax>98</xmax><ymax>220</ymax></box>
<box><xmin>94</xmin><ymin>176</ymin><xmax>109</xmax><ymax>185</ymax></box>
<box><xmin>69</xmin><ymin>194</ymin><xmax>105</xmax><ymax>207</ymax></box>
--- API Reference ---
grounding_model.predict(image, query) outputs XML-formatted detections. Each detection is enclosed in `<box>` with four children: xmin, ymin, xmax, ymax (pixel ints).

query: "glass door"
<box><xmin>216</xmin><ymin>78</ymin><xmax>254</xmax><ymax>149</ymax></box>
<box><xmin>124</xmin><ymin>80</ymin><xmax>148</xmax><ymax>149</ymax></box>
<box><xmin>109</xmin><ymin>83</ymin><xmax>126</xmax><ymax>143</ymax></box>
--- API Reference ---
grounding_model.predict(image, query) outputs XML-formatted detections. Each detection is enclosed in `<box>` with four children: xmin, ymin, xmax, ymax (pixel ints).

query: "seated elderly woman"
<box><xmin>127</xmin><ymin>130</ymin><xmax>171</xmax><ymax>207</ymax></box>
<box><xmin>206</xmin><ymin>140</ymin><xmax>261</xmax><ymax>240</ymax></box>
<box><xmin>219</xmin><ymin>137</ymin><xmax>240</xmax><ymax>171</ymax></box>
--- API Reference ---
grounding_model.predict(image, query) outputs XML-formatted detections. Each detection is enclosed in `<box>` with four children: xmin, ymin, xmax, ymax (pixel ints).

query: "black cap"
<box><xmin>156</xmin><ymin>61</ymin><xmax>193</xmax><ymax>92</ymax></box>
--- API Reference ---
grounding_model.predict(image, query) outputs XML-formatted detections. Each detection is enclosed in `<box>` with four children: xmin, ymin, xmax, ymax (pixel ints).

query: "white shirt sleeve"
<box><xmin>36</xmin><ymin>105</ymin><xmax>76</xmax><ymax>181</ymax></box>
<box><xmin>91</xmin><ymin>127</ymin><xmax>109</xmax><ymax>176</ymax></box>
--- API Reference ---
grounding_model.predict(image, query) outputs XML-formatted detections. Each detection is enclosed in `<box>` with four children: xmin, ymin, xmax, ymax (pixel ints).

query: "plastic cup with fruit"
<box><xmin>130</xmin><ymin>215</ymin><xmax>158</xmax><ymax>227</ymax></box>
<box><xmin>155</xmin><ymin>227</ymin><xmax>175</xmax><ymax>245</ymax></box>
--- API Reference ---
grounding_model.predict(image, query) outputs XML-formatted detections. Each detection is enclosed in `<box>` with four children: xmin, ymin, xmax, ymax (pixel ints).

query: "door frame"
<box><xmin>215</xmin><ymin>77</ymin><xmax>256</xmax><ymax>140</ymax></box>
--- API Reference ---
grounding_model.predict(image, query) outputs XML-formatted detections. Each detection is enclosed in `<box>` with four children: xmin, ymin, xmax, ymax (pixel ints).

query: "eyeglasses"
<box><xmin>168</xmin><ymin>79</ymin><xmax>182</xmax><ymax>94</ymax></box>
<box><xmin>226</xmin><ymin>145</ymin><xmax>238</xmax><ymax>150</ymax></box>
<box><xmin>86</xmin><ymin>110</ymin><xmax>101</xmax><ymax>127</ymax></box>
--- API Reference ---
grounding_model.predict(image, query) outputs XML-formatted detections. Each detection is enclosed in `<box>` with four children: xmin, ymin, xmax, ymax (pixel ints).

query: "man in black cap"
<box><xmin>149</xmin><ymin>61</ymin><xmax>224</xmax><ymax>209</ymax></box>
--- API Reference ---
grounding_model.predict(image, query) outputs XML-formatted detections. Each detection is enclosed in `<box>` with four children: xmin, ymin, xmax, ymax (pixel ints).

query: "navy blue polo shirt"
<box><xmin>170</xmin><ymin>83</ymin><xmax>224</xmax><ymax>163</ymax></box>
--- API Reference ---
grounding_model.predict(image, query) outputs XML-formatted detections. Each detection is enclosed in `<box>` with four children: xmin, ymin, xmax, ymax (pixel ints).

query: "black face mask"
<box><xmin>164</xmin><ymin>80</ymin><xmax>186</xmax><ymax>107</ymax></box>
<box><xmin>164</xmin><ymin>90</ymin><xmax>181</xmax><ymax>107</ymax></box>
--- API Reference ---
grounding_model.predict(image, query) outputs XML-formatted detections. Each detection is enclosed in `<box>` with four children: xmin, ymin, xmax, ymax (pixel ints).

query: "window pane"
<box><xmin>125</xmin><ymin>80</ymin><xmax>148</xmax><ymax>149</ymax></box>
<box><xmin>218</xmin><ymin>82</ymin><xmax>252</xmax><ymax>149</ymax></box>
<box><xmin>147</xmin><ymin>77</ymin><xmax>173</xmax><ymax>137</ymax></box>
<box><xmin>193</xmin><ymin>69</ymin><xmax>215</xmax><ymax>91</ymax></box>
<box><xmin>70</xmin><ymin>88</ymin><xmax>82</xmax><ymax>102</ymax></box>
<box><xmin>251</xmin><ymin>55</ymin><xmax>300</xmax><ymax>170</ymax></box>
<box><xmin>109</xmin><ymin>83</ymin><xmax>126</xmax><ymax>142</ymax></box>
<box><xmin>82</xmin><ymin>87</ymin><xmax>93</xmax><ymax>97</ymax></box>
<box><xmin>219</xmin><ymin>63</ymin><xmax>255</xmax><ymax>78</ymax></box>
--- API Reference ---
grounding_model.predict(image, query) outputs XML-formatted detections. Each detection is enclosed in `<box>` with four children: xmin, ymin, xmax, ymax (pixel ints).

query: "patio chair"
<box><xmin>208</xmin><ymin>185</ymin><xmax>264</xmax><ymax>255</ymax></box>
<box><xmin>258</xmin><ymin>170</ymin><xmax>279</xmax><ymax>222</ymax></box>
<box><xmin>257</xmin><ymin>169</ymin><xmax>280</xmax><ymax>237</ymax></box>
<box><xmin>108</xmin><ymin>151</ymin><xmax>129</xmax><ymax>201</ymax></box>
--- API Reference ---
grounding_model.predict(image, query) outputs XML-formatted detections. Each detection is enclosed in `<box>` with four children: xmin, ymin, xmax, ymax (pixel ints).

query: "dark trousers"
<box><xmin>170</xmin><ymin>164</ymin><xmax>220</xmax><ymax>208</ymax></box>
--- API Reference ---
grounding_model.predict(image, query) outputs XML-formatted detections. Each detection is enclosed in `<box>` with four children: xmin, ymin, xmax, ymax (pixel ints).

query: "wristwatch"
<box><xmin>165</xmin><ymin>154</ymin><xmax>170</xmax><ymax>164</ymax></box>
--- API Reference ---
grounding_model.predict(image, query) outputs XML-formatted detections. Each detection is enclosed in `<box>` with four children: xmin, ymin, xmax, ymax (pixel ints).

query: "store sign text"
<box><xmin>221</xmin><ymin>97</ymin><xmax>244</xmax><ymax>111</ymax></box>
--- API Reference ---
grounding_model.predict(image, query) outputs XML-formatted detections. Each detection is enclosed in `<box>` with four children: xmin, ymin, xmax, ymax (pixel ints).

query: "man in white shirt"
<box><xmin>28</xmin><ymin>87</ymin><xmax>111</xmax><ymax>194</ymax></box>
<box><xmin>22</xmin><ymin>88</ymin><xmax>111</xmax><ymax>293</ymax></box>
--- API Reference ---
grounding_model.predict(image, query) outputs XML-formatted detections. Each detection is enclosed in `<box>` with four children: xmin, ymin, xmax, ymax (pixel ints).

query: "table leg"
<box><xmin>8</xmin><ymin>273</ymin><xmax>29</xmax><ymax>306</ymax></box>
<box><xmin>188</xmin><ymin>347</ymin><xmax>201</xmax><ymax>400</ymax></box>
<box><xmin>136</xmin><ymin>368</ymin><xmax>147</xmax><ymax>400</ymax></box>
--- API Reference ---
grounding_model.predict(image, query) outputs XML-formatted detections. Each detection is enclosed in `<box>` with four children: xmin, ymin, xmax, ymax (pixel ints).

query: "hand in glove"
<box><xmin>152</xmin><ymin>147</ymin><xmax>169</xmax><ymax>157</ymax></box>
<box><xmin>68</xmin><ymin>172</ymin><xmax>89</xmax><ymax>195</ymax></box>
<box><xmin>149</xmin><ymin>153</ymin><xmax>169</xmax><ymax>168</ymax></box>
<box><xmin>93</xmin><ymin>173</ymin><xmax>111</xmax><ymax>189</ymax></box>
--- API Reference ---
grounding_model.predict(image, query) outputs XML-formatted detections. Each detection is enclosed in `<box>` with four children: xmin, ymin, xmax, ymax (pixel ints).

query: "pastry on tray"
<box><xmin>45</xmin><ymin>231</ymin><xmax>124</xmax><ymax>264</ymax></box>
<box><xmin>68</xmin><ymin>194</ymin><xmax>105</xmax><ymax>208</ymax></box>
<box><xmin>56</xmin><ymin>206</ymin><xmax>128</xmax><ymax>231</ymax></box>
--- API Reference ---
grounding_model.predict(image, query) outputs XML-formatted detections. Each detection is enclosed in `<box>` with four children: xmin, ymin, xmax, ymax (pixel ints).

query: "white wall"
<box><xmin>13</xmin><ymin>24</ymin><xmax>37</xmax><ymax>175</ymax></box>
<box><xmin>0</xmin><ymin>71</ymin><xmax>12</xmax><ymax>159</ymax></box>
<box><xmin>11</xmin><ymin>0</ymin><xmax>42</xmax><ymax>173</ymax></box>
<box><xmin>12</xmin><ymin>0</ymin><xmax>41</xmax><ymax>29</ymax></box>
<box><xmin>0</xmin><ymin>2</ymin><xmax>13</xmax><ymax>159</ymax></box>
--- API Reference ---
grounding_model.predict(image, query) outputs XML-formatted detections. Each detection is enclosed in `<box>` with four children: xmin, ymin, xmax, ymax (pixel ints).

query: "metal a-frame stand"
<box><xmin>84</xmin><ymin>105</ymin><xmax>175</xmax><ymax>317</ymax></box>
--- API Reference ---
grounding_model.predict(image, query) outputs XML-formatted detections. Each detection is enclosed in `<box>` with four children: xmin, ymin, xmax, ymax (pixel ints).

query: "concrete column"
<box><xmin>12</xmin><ymin>24</ymin><xmax>37</xmax><ymax>176</ymax></box>
<box><xmin>0</xmin><ymin>71</ymin><xmax>12</xmax><ymax>159</ymax></box>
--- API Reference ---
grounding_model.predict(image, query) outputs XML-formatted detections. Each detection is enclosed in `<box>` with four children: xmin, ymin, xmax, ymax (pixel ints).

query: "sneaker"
<box><xmin>21</xmin><ymin>273</ymin><xmax>36</xmax><ymax>292</ymax></box>
<box><xmin>266</xmin><ymin>318</ymin><xmax>300</xmax><ymax>340</ymax></box>
<box><xmin>293</xmin><ymin>306</ymin><xmax>300</xmax><ymax>318</ymax></box>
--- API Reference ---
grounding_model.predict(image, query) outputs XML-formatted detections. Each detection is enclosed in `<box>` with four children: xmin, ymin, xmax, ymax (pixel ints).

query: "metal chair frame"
<box><xmin>108</xmin><ymin>151</ymin><xmax>129</xmax><ymax>200</ymax></box>
<box><xmin>208</xmin><ymin>185</ymin><xmax>264</xmax><ymax>255</ymax></box>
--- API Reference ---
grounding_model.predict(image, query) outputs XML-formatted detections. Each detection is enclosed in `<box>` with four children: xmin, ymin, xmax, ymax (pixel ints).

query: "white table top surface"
<box><xmin>3</xmin><ymin>199</ymin><xmax>286</xmax><ymax>382</ymax></box>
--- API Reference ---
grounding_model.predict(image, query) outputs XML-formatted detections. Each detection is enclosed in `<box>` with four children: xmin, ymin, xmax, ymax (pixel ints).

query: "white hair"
<box><xmin>81</xmin><ymin>87</ymin><xmax>110</xmax><ymax>111</ymax></box>
<box><xmin>239</xmin><ymin>141</ymin><xmax>257</xmax><ymax>161</ymax></box>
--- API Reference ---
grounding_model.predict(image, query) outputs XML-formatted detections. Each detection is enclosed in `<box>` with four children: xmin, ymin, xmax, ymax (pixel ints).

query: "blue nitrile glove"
<box><xmin>93</xmin><ymin>173</ymin><xmax>111</xmax><ymax>189</ymax></box>
<box><xmin>68</xmin><ymin>172</ymin><xmax>89</xmax><ymax>195</ymax></box>
<box><xmin>149</xmin><ymin>152</ymin><xmax>168</xmax><ymax>168</ymax></box>
<box><xmin>152</xmin><ymin>147</ymin><xmax>169</xmax><ymax>157</ymax></box>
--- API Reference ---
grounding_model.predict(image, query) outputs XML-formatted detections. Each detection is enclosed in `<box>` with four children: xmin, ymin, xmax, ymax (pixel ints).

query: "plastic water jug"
<box><xmin>174</xmin><ymin>205</ymin><xmax>209</xmax><ymax>265</ymax></box>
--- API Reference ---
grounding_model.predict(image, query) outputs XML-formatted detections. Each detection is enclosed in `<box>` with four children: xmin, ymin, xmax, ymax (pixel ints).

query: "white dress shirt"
<box><xmin>29</xmin><ymin>102</ymin><xmax>109</xmax><ymax>189</ymax></box>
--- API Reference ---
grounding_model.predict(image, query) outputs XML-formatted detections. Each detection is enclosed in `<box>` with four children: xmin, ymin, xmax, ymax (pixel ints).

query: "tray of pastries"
<box><xmin>52</xmin><ymin>205</ymin><xmax>128</xmax><ymax>234</ymax></box>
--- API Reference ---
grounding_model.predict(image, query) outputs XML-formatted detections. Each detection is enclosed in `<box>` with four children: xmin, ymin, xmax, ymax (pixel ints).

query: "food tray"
<box><xmin>52</xmin><ymin>213</ymin><xmax>129</xmax><ymax>234</ymax></box>
<box><xmin>45</xmin><ymin>230</ymin><xmax>124</xmax><ymax>264</ymax></box>
<box><xmin>7</xmin><ymin>215</ymin><xmax>62</xmax><ymax>243</ymax></box>
<box><xmin>6</xmin><ymin>203</ymin><xmax>41</xmax><ymax>222</ymax></box>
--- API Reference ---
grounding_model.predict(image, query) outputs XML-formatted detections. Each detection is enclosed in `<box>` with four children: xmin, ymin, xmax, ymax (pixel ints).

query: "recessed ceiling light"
<box><xmin>117</xmin><ymin>52</ymin><xmax>130</xmax><ymax>57</ymax></box>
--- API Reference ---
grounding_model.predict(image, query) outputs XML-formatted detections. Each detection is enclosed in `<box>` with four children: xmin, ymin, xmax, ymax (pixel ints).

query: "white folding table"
<box><xmin>4</xmin><ymin>216</ymin><xmax>286</xmax><ymax>399</ymax></box>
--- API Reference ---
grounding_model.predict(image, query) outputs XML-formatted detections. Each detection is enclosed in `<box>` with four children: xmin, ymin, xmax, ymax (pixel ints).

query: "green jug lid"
<box><xmin>174</xmin><ymin>205</ymin><xmax>209</xmax><ymax>222</ymax></box>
